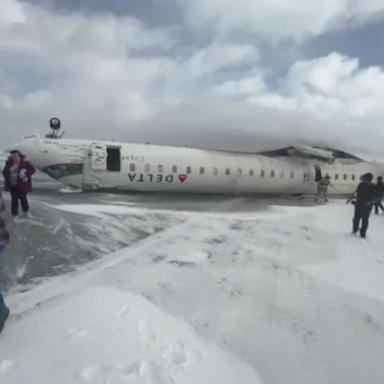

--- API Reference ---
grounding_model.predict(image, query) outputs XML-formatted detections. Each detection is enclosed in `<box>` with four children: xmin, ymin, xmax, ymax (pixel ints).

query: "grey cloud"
<box><xmin>21</xmin><ymin>0</ymin><xmax>184</xmax><ymax>27</ymax></box>
<box><xmin>301</xmin><ymin>13</ymin><xmax>384</xmax><ymax>67</ymax></box>
<box><xmin>1</xmin><ymin>0</ymin><xmax>384</xmax><ymax>163</ymax></box>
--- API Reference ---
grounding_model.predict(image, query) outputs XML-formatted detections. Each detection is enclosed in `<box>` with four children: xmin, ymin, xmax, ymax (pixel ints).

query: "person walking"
<box><xmin>374</xmin><ymin>176</ymin><xmax>384</xmax><ymax>215</ymax></box>
<box><xmin>315</xmin><ymin>174</ymin><xmax>332</xmax><ymax>202</ymax></box>
<box><xmin>2</xmin><ymin>150</ymin><xmax>36</xmax><ymax>217</ymax></box>
<box><xmin>352</xmin><ymin>173</ymin><xmax>376</xmax><ymax>238</ymax></box>
<box><xmin>0</xmin><ymin>188</ymin><xmax>10</xmax><ymax>332</ymax></box>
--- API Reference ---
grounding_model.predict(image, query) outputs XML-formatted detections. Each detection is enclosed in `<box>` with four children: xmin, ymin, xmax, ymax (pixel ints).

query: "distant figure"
<box><xmin>352</xmin><ymin>173</ymin><xmax>376</xmax><ymax>238</ymax></box>
<box><xmin>374</xmin><ymin>176</ymin><xmax>384</xmax><ymax>215</ymax></box>
<box><xmin>0</xmin><ymin>189</ymin><xmax>10</xmax><ymax>332</ymax></box>
<box><xmin>315</xmin><ymin>174</ymin><xmax>332</xmax><ymax>202</ymax></box>
<box><xmin>2</xmin><ymin>150</ymin><xmax>36</xmax><ymax>217</ymax></box>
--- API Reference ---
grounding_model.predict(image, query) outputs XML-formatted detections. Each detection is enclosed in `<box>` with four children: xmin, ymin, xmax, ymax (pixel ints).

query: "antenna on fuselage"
<box><xmin>46</xmin><ymin>117</ymin><xmax>65</xmax><ymax>139</ymax></box>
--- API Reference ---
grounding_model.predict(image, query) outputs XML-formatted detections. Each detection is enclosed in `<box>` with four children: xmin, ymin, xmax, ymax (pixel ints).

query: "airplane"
<box><xmin>10</xmin><ymin>118</ymin><xmax>384</xmax><ymax>196</ymax></box>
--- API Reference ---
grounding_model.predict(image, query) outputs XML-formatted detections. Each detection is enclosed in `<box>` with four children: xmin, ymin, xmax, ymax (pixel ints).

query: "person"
<box><xmin>352</xmin><ymin>173</ymin><xmax>376</xmax><ymax>238</ymax></box>
<box><xmin>0</xmin><ymin>188</ymin><xmax>10</xmax><ymax>332</ymax></box>
<box><xmin>2</xmin><ymin>150</ymin><xmax>36</xmax><ymax>217</ymax></box>
<box><xmin>315</xmin><ymin>174</ymin><xmax>332</xmax><ymax>202</ymax></box>
<box><xmin>374</xmin><ymin>176</ymin><xmax>384</xmax><ymax>215</ymax></box>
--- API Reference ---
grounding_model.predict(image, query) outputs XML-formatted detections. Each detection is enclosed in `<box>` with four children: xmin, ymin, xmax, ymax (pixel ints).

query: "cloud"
<box><xmin>175</xmin><ymin>0</ymin><xmax>384</xmax><ymax>42</ymax></box>
<box><xmin>184</xmin><ymin>42</ymin><xmax>260</xmax><ymax>79</ymax></box>
<box><xmin>284</xmin><ymin>52</ymin><xmax>384</xmax><ymax>118</ymax></box>
<box><xmin>212</xmin><ymin>52</ymin><xmax>384</xmax><ymax>126</ymax></box>
<box><xmin>0</xmin><ymin>0</ymin><xmax>178</xmax><ymax>141</ymax></box>
<box><xmin>212</xmin><ymin>74</ymin><xmax>266</xmax><ymax>97</ymax></box>
<box><xmin>1</xmin><ymin>0</ymin><xmax>384</xmax><ymax>160</ymax></box>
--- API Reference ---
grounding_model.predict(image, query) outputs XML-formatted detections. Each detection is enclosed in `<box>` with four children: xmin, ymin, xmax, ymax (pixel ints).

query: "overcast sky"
<box><xmin>1</xmin><ymin>0</ymin><xmax>384</xmax><ymax>157</ymax></box>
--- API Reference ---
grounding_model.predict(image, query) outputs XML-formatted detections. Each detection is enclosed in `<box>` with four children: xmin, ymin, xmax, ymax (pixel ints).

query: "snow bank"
<box><xmin>0</xmin><ymin>286</ymin><xmax>262</xmax><ymax>384</ymax></box>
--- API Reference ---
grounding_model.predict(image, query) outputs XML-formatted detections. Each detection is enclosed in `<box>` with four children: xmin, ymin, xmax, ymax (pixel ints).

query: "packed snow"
<box><xmin>1</xmin><ymin>200</ymin><xmax>384</xmax><ymax>384</ymax></box>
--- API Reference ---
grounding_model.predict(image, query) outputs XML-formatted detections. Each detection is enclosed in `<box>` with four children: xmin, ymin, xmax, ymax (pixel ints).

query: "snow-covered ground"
<box><xmin>1</xmin><ymin>200</ymin><xmax>384</xmax><ymax>384</ymax></box>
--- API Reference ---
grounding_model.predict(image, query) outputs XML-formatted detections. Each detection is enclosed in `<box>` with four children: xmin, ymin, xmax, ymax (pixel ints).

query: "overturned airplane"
<box><xmin>15</xmin><ymin>119</ymin><xmax>384</xmax><ymax>195</ymax></box>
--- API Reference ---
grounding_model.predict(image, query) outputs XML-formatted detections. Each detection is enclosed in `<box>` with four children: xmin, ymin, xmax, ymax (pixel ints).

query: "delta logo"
<box><xmin>128</xmin><ymin>173</ymin><xmax>189</xmax><ymax>184</ymax></box>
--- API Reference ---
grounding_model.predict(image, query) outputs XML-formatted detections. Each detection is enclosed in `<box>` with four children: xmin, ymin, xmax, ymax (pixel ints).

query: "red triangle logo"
<box><xmin>178</xmin><ymin>174</ymin><xmax>188</xmax><ymax>183</ymax></box>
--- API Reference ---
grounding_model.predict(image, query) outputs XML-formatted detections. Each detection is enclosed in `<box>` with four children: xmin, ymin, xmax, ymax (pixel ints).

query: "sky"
<box><xmin>1</xmin><ymin>0</ymin><xmax>384</xmax><ymax>157</ymax></box>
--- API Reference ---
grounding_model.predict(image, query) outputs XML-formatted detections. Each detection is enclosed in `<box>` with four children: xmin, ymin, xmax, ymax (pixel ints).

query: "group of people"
<box><xmin>0</xmin><ymin>150</ymin><xmax>35</xmax><ymax>332</ymax></box>
<box><xmin>316</xmin><ymin>172</ymin><xmax>384</xmax><ymax>238</ymax></box>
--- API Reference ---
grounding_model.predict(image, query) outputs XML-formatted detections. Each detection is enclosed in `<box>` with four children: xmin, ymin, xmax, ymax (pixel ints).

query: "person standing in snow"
<box><xmin>0</xmin><ymin>189</ymin><xmax>10</xmax><ymax>332</ymax></box>
<box><xmin>352</xmin><ymin>173</ymin><xmax>376</xmax><ymax>238</ymax></box>
<box><xmin>315</xmin><ymin>174</ymin><xmax>332</xmax><ymax>202</ymax></box>
<box><xmin>2</xmin><ymin>150</ymin><xmax>36</xmax><ymax>217</ymax></box>
<box><xmin>373</xmin><ymin>176</ymin><xmax>384</xmax><ymax>215</ymax></box>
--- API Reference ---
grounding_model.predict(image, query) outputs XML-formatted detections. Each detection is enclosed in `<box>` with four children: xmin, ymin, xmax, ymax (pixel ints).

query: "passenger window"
<box><xmin>343</xmin><ymin>174</ymin><xmax>347</xmax><ymax>180</ymax></box>
<box><xmin>144</xmin><ymin>164</ymin><xmax>151</xmax><ymax>172</ymax></box>
<box><xmin>158</xmin><ymin>165</ymin><xmax>163</xmax><ymax>173</ymax></box>
<box><xmin>261</xmin><ymin>170</ymin><xmax>265</xmax><ymax>177</ymax></box>
<box><xmin>200</xmin><ymin>167</ymin><xmax>205</xmax><ymax>175</ymax></box>
<box><xmin>249</xmin><ymin>169</ymin><xmax>254</xmax><ymax>176</ymax></box>
<box><xmin>290</xmin><ymin>171</ymin><xmax>294</xmax><ymax>178</ymax></box>
<box><xmin>130</xmin><ymin>163</ymin><xmax>136</xmax><ymax>172</ymax></box>
<box><xmin>352</xmin><ymin>174</ymin><xmax>355</xmax><ymax>181</ymax></box>
<box><xmin>186</xmin><ymin>166</ymin><xmax>192</xmax><ymax>174</ymax></box>
<box><xmin>225</xmin><ymin>168</ymin><xmax>231</xmax><ymax>175</ymax></box>
<box><xmin>213</xmin><ymin>167</ymin><xmax>218</xmax><ymax>175</ymax></box>
<box><xmin>172</xmin><ymin>165</ymin><xmax>178</xmax><ymax>173</ymax></box>
<box><xmin>237</xmin><ymin>169</ymin><xmax>242</xmax><ymax>176</ymax></box>
<box><xmin>335</xmin><ymin>174</ymin><xmax>339</xmax><ymax>180</ymax></box>
<box><xmin>270</xmin><ymin>170</ymin><xmax>275</xmax><ymax>178</ymax></box>
<box><xmin>303</xmin><ymin>172</ymin><xmax>308</xmax><ymax>179</ymax></box>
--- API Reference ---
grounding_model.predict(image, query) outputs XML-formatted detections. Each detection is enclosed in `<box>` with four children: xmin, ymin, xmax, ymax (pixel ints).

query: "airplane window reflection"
<box><xmin>43</xmin><ymin>164</ymin><xmax>83</xmax><ymax>179</ymax></box>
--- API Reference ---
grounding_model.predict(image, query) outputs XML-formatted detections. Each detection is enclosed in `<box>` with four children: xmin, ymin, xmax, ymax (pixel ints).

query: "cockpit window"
<box><xmin>43</xmin><ymin>163</ymin><xmax>83</xmax><ymax>179</ymax></box>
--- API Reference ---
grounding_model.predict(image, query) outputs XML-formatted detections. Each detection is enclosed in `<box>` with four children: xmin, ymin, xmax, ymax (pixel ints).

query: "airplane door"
<box><xmin>90</xmin><ymin>143</ymin><xmax>107</xmax><ymax>171</ymax></box>
<box><xmin>303</xmin><ymin>166</ymin><xmax>311</xmax><ymax>182</ymax></box>
<box><xmin>314</xmin><ymin>165</ymin><xmax>322</xmax><ymax>182</ymax></box>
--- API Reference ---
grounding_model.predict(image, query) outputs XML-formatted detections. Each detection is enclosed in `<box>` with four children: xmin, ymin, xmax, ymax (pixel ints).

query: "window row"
<box><xmin>130</xmin><ymin>164</ymin><xmax>298</xmax><ymax>178</ymax></box>
<box><xmin>334</xmin><ymin>173</ymin><xmax>356</xmax><ymax>181</ymax></box>
<box><xmin>129</xmin><ymin>163</ymin><xmax>358</xmax><ymax>181</ymax></box>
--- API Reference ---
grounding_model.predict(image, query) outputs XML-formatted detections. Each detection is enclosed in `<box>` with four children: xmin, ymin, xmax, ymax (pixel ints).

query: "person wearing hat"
<box><xmin>0</xmin><ymin>188</ymin><xmax>10</xmax><ymax>332</ymax></box>
<box><xmin>374</xmin><ymin>176</ymin><xmax>384</xmax><ymax>215</ymax></box>
<box><xmin>2</xmin><ymin>150</ymin><xmax>36</xmax><ymax>217</ymax></box>
<box><xmin>352</xmin><ymin>172</ymin><xmax>376</xmax><ymax>238</ymax></box>
<box><xmin>315</xmin><ymin>174</ymin><xmax>332</xmax><ymax>202</ymax></box>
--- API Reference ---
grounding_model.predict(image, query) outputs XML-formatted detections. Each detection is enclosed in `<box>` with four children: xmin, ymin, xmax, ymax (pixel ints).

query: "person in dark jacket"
<box><xmin>0</xmin><ymin>189</ymin><xmax>10</xmax><ymax>332</ymax></box>
<box><xmin>2</xmin><ymin>150</ymin><xmax>36</xmax><ymax>217</ymax></box>
<box><xmin>352</xmin><ymin>173</ymin><xmax>376</xmax><ymax>238</ymax></box>
<box><xmin>374</xmin><ymin>176</ymin><xmax>384</xmax><ymax>215</ymax></box>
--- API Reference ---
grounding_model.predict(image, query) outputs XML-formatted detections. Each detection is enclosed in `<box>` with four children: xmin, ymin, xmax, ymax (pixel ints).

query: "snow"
<box><xmin>1</xmin><ymin>287</ymin><xmax>260</xmax><ymax>384</ymax></box>
<box><xmin>1</xmin><ymin>200</ymin><xmax>384</xmax><ymax>384</ymax></box>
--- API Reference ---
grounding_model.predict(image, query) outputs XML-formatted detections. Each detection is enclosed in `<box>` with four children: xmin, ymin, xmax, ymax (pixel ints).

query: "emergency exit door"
<box><xmin>90</xmin><ymin>143</ymin><xmax>107</xmax><ymax>171</ymax></box>
<box><xmin>314</xmin><ymin>165</ymin><xmax>322</xmax><ymax>182</ymax></box>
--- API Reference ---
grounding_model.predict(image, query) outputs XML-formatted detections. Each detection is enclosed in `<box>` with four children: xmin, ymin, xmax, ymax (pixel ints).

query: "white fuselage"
<box><xmin>19</xmin><ymin>134</ymin><xmax>384</xmax><ymax>195</ymax></box>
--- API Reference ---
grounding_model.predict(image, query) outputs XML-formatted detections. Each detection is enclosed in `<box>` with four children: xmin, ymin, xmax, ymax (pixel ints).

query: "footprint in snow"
<box><xmin>0</xmin><ymin>360</ymin><xmax>16</xmax><ymax>374</ymax></box>
<box><xmin>66</xmin><ymin>328</ymin><xmax>87</xmax><ymax>341</ymax></box>
<box><xmin>116</xmin><ymin>305</ymin><xmax>130</xmax><ymax>317</ymax></box>
<box><xmin>78</xmin><ymin>364</ymin><xmax>139</xmax><ymax>383</ymax></box>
